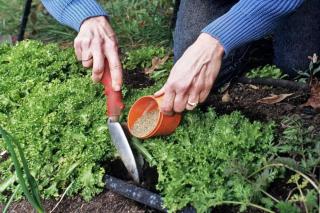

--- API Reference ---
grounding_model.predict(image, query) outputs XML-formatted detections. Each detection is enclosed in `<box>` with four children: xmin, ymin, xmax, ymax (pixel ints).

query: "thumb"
<box><xmin>154</xmin><ymin>85</ymin><xmax>166</xmax><ymax>97</ymax></box>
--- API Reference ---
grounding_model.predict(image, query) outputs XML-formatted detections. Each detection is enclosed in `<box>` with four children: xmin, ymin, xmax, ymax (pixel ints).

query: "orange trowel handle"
<box><xmin>101</xmin><ymin>67</ymin><xmax>125</xmax><ymax>117</ymax></box>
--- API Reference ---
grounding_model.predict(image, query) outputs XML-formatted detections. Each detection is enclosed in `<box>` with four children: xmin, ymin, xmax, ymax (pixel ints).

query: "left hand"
<box><xmin>74</xmin><ymin>16</ymin><xmax>122</xmax><ymax>91</ymax></box>
<box><xmin>154</xmin><ymin>33</ymin><xmax>224</xmax><ymax>114</ymax></box>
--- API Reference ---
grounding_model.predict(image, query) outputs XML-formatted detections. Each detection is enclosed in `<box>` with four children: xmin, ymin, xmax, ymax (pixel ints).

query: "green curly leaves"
<box><xmin>143</xmin><ymin>110</ymin><xmax>275</xmax><ymax>212</ymax></box>
<box><xmin>246</xmin><ymin>65</ymin><xmax>286</xmax><ymax>79</ymax></box>
<box><xmin>0</xmin><ymin>41</ymin><xmax>115</xmax><ymax>203</ymax></box>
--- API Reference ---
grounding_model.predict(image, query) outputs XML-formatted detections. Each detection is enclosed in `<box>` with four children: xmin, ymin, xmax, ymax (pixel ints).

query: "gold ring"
<box><xmin>81</xmin><ymin>57</ymin><xmax>93</xmax><ymax>61</ymax></box>
<box><xmin>187</xmin><ymin>101</ymin><xmax>198</xmax><ymax>107</ymax></box>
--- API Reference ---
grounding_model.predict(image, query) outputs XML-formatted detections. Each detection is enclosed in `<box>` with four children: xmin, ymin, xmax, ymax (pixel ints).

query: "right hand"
<box><xmin>74</xmin><ymin>16</ymin><xmax>122</xmax><ymax>91</ymax></box>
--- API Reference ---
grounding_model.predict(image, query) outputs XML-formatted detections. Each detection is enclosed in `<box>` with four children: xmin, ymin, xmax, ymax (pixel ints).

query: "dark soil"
<box><xmin>204</xmin><ymin>83</ymin><xmax>320</xmax><ymax>130</ymax></box>
<box><xmin>124</xmin><ymin>69</ymin><xmax>154</xmax><ymax>89</ymax></box>
<box><xmin>0</xmin><ymin>191</ymin><xmax>148</xmax><ymax>213</ymax></box>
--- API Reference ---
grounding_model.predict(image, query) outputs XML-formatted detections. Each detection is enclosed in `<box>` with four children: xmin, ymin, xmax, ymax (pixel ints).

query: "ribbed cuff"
<box><xmin>201</xmin><ymin>11</ymin><xmax>269</xmax><ymax>56</ymax></box>
<box><xmin>201</xmin><ymin>0</ymin><xmax>303</xmax><ymax>56</ymax></box>
<box><xmin>60</xmin><ymin>0</ymin><xmax>108</xmax><ymax>31</ymax></box>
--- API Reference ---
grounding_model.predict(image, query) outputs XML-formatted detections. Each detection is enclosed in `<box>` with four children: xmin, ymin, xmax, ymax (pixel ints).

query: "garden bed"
<box><xmin>0</xmin><ymin>41</ymin><xmax>319</xmax><ymax>213</ymax></box>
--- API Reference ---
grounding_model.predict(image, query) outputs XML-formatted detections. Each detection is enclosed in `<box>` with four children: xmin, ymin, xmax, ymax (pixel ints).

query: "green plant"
<box><xmin>142</xmin><ymin>109</ymin><xmax>276</xmax><ymax>212</ymax></box>
<box><xmin>122</xmin><ymin>46</ymin><xmax>173</xmax><ymax>82</ymax></box>
<box><xmin>0</xmin><ymin>0</ymin><xmax>173</xmax><ymax>48</ymax></box>
<box><xmin>123</xmin><ymin>46</ymin><xmax>167</xmax><ymax>70</ymax></box>
<box><xmin>1</xmin><ymin>41</ymin><xmax>318</xmax><ymax>213</ymax></box>
<box><xmin>277</xmin><ymin>115</ymin><xmax>320</xmax><ymax>172</ymax></box>
<box><xmin>248</xmin><ymin>115</ymin><xmax>320</xmax><ymax>213</ymax></box>
<box><xmin>246</xmin><ymin>65</ymin><xmax>286</xmax><ymax>79</ymax></box>
<box><xmin>0</xmin><ymin>41</ymin><xmax>115</xmax><ymax>203</ymax></box>
<box><xmin>295</xmin><ymin>54</ymin><xmax>320</xmax><ymax>84</ymax></box>
<box><xmin>0</xmin><ymin>0</ymin><xmax>75</xmax><ymax>43</ymax></box>
<box><xmin>0</xmin><ymin>127</ymin><xmax>44</xmax><ymax>213</ymax></box>
<box><xmin>105</xmin><ymin>0</ymin><xmax>173</xmax><ymax>49</ymax></box>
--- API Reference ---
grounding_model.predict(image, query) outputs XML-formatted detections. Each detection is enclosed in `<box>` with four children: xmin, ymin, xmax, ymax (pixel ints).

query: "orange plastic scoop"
<box><xmin>127</xmin><ymin>96</ymin><xmax>181</xmax><ymax>139</ymax></box>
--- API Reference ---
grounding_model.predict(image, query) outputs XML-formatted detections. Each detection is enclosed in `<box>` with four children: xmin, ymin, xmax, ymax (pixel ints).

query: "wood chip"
<box><xmin>144</xmin><ymin>55</ymin><xmax>169</xmax><ymax>75</ymax></box>
<box><xmin>257</xmin><ymin>93</ymin><xmax>294</xmax><ymax>104</ymax></box>
<box><xmin>302</xmin><ymin>78</ymin><xmax>320</xmax><ymax>111</ymax></box>
<box><xmin>248</xmin><ymin>84</ymin><xmax>259</xmax><ymax>90</ymax></box>
<box><xmin>222</xmin><ymin>91</ymin><xmax>231</xmax><ymax>103</ymax></box>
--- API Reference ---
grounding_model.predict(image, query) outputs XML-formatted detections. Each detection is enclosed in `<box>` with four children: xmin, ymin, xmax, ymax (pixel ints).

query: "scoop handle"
<box><xmin>101</xmin><ymin>67</ymin><xmax>124</xmax><ymax>118</ymax></box>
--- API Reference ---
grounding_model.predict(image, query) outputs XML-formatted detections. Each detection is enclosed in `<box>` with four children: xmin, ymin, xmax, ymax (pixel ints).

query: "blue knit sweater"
<box><xmin>41</xmin><ymin>0</ymin><xmax>304</xmax><ymax>55</ymax></box>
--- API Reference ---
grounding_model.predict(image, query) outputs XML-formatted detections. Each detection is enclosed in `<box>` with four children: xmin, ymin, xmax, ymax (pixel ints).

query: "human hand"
<box><xmin>74</xmin><ymin>16</ymin><xmax>122</xmax><ymax>91</ymax></box>
<box><xmin>154</xmin><ymin>33</ymin><xmax>224</xmax><ymax>114</ymax></box>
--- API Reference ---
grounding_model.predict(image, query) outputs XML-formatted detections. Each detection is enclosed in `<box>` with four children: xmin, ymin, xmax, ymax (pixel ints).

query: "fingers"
<box><xmin>154</xmin><ymin>85</ymin><xmax>165</xmax><ymax>97</ymax></box>
<box><xmin>74</xmin><ymin>17</ymin><xmax>123</xmax><ymax>91</ymax></box>
<box><xmin>99</xmin><ymin>26</ymin><xmax>122</xmax><ymax>91</ymax></box>
<box><xmin>199</xmin><ymin>84</ymin><xmax>211</xmax><ymax>103</ymax></box>
<box><xmin>74</xmin><ymin>36</ymin><xmax>93</xmax><ymax>67</ymax></box>
<box><xmin>160</xmin><ymin>87</ymin><xmax>176</xmax><ymax>115</ymax></box>
<box><xmin>91</xmin><ymin>39</ymin><xmax>105</xmax><ymax>82</ymax></box>
<box><xmin>199</xmin><ymin>62</ymin><xmax>220</xmax><ymax>103</ymax></box>
<box><xmin>103</xmin><ymin>42</ymin><xmax>122</xmax><ymax>91</ymax></box>
<box><xmin>186</xmin><ymin>72</ymin><xmax>203</xmax><ymax>111</ymax></box>
<box><xmin>174</xmin><ymin>93</ymin><xmax>188</xmax><ymax>113</ymax></box>
<box><xmin>81</xmin><ymin>38</ymin><xmax>93</xmax><ymax>68</ymax></box>
<box><xmin>74</xmin><ymin>37</ymin><xmax>82</xmax><ymax>61</ymax></box>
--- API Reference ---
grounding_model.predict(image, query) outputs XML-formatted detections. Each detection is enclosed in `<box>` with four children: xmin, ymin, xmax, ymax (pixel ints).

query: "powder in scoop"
<box><xmin>131</xmin><ymin>110</ymin><xmax>159</xmax><ymax>137</ymax></box>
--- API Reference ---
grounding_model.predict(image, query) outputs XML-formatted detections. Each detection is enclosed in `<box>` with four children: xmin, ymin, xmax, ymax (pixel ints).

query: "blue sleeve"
<box><xmin>41</xmin><ymin>0</ymin><xmax>108</xmax><ymax>31</ymax></box>
<box><xmin>202</xmin><ymin>0</ymin><xmax>304</xmax><ymax>56</ymax></box>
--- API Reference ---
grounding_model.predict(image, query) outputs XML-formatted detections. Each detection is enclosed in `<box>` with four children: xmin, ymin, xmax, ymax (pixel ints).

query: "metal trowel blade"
<box><xmin>107</xmin><ymin>118</ymin><xmax>140</xmax><ymax>183</ymax></box>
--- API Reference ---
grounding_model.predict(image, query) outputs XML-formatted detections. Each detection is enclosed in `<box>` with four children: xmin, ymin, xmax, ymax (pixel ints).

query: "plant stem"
<box><xmin>295</xmin><ymin>179</ymin><xmax>308</xmax><ymax>213</ymax></box>
<box><xmin>50</xmin><ymin>181</ymin><xmax>74</xmax><ymax>213</ymax></box>
<box><xmin>131</xmin><ymin>138</ymin><xmax>156</xmax><ymax>165</ymax></box>
<box><xmin>248</xmin><ymin>163</ymin><xmax>319</xmax><ymax>194</ymax></box>
<box><xmin>286</xmin><ymin>187</ymin><xmax>298</xmax><ymax>201</ymax></box>
<box><xmin>244</xmin><ymin>176</ymin><xmax>279</xmax><ymax>203</ymax></box>
<box><xmin>0</xmin><ymin>127</ymin><xmax>39</xmax><ymax>210</ymax></box>
<box><xmin>261</xmin><ymin>189</ymin><xmax>280</xmax><ymax>203</ymax></box>
<box><xmin>3</xmin><ymin>186</ymin><xmax>20</xmax><ymax>213</ymax></box>
<box><xmin>213</xmin><ymin>201</ymin><xmax>275</xmax><ymax>213</ymax></box>
<box><xmin>0</xmin><ymin>127</ymin><xmax>45</xmax><ymax>213</ymax></box>
<box><xmin>14</xmin><ymin>135</ymin><xmax>44</xmax><ymax>210</ymax></box>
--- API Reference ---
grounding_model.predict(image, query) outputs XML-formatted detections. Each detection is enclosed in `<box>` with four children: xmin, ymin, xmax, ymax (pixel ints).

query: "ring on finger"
<box><xmin>81</xmin><ymin>56</ymin><xmax>93</xmax><ymax>61</ymax></box>
<box><xmin>187</xmin><ymin>101</ymin><xmax>198</xmax><ymax>107</ymax></box>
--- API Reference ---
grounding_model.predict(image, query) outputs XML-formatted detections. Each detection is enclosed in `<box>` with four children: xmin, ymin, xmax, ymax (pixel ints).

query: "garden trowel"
<box><xmin>101</xmin><ymin>65</ymin><xmax>140</xmax><ymax>183</ymax></box>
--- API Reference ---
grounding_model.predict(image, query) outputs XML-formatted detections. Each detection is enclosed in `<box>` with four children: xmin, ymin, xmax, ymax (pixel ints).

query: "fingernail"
<box><xmin>113</xmin><ymin>84</ymin><xmax>121</xmax><ymax>91</ymax></box>
<box><xmin>92</xmin><ymin>75</ymin><xmax>100</xmax><ymax>83</ymax></box>
<box><xmin>163</xmin><ymin>111</ymin><xmax>174</xmax><ymax>116</ymax></box>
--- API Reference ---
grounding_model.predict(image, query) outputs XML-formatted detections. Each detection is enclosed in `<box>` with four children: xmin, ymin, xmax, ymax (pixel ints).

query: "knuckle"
<box><xmin>93</xmin><ymin>66</ymin><xmax>103</xmax><ymax>74</ymax></box>
<box><xmin>91</xmin><ymin>38</ymin><xmax>103</xmax><ymax>46</ymax></box>
<box><xmin>111</xmin><ymin>63</ymin><xmax>122</xmax><ymax>70</ymax></box>
<box><xmin>186</xmin><ymin>105</ymin><xmax>193</xmax><ymax>111</ymax></box>
<box><xmin>161</xmin><ymin>105</ymin><xmax>171</xmax><ymax>113</ymax></box>
<box><xmin>166</xmin><ymin>82</ymin><xmax>175</xmax><ymax>91</ymax></box>
<box><xmin>82</xmin><ymin>38</ymin><xmax>91</xmax><ymax>46</ymax></box>
<box><xmin>175</xmin><ymin>83</ymin><xmax>188</xmax><ymax>91</ymax></box>
<box><xmin>82</xmin><ymin>61</ymin><xmax>92</xmax><ymax>68</ymax></box>
<box><xmin>106</xmin><ymin>41</ymin><xmax>118</xmax><ymax>50</ymax></box>
<box><xmin>174</xmin><ymin>106</ymin><xmax>184</xmax><ymax>113</ymax></box>
<box><xmin>74</xmin><ymin>36</ymin><xmax>81</xmax><ymax>43</ymax></box>
<box><xmin>74</xmin><ymin>38</ymin><xmax>81</xmax><ymax>48</ymax></box>
<box><xmin>91</xmin><ymin>74</ymin><xmax>100</xmax><ymax>83</ymax></box>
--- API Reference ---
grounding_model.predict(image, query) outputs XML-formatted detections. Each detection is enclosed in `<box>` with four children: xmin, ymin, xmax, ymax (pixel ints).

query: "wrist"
<box><xmin>197</xmin><ymin>33</ymin><xmax>224</xmax><ymax>58</ymax></box>
<box><xmin>80</xmin><ymin>16</ymin><xmax>108</xmax><ymax>29</ymax></box>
